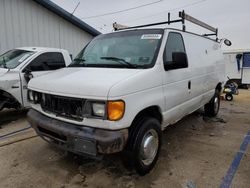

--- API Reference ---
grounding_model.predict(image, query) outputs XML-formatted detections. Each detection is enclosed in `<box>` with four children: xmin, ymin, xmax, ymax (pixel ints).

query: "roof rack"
<box><xmin>113</xmin><ymin>10</ymin><xmax>218</xmax><ymax>40</ymax></box>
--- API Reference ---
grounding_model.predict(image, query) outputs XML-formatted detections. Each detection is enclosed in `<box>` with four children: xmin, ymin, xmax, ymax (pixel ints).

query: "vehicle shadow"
<box><xmin>0</xmin><ymin>109</ymin><xmax>28</xmax><ymax>127</ymax></box>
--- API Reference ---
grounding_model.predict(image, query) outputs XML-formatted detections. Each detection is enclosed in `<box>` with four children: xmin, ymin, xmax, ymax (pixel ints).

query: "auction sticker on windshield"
<box><xmin>141</xmin><ymin>34</ymin><xmax>162</xmax><ymax>40</ymax></box>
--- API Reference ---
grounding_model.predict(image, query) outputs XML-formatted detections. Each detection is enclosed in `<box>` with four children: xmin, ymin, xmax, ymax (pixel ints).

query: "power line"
<box><xmin>71</xmin><ymin>1</ymin><xmax>80</xmax><ymax>16</ymax></box>
<box><xmin>124</xmin><ymin>0</ymin><xmax>208</xmax><ymax>24</ymax></box>
<box><xmin>81</xmin><ymin>0</ymin><xmax>164</xmax><ymax>19</ymax></box>
<box><xmin>81</xmin><ymin>2</ymin><xmax>110</xmax><ymax>31</ymax></box>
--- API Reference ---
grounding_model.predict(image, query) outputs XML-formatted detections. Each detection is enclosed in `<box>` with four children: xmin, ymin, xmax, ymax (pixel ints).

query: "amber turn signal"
<box><xmin>107</xmin><ymin>101</ymin><xmax>125</xmax><ymax>121</ymax></box>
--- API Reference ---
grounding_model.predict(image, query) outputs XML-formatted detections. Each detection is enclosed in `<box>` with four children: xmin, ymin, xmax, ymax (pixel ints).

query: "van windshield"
<box><xmin>0</xmin><ymin>49</ymin><xmax>35</xmax><ymax>69</ymax></box>
<box><xmin>69</xmin><ymin>29</ymin><xmax>163</xmax><ymax>69</ymax></box>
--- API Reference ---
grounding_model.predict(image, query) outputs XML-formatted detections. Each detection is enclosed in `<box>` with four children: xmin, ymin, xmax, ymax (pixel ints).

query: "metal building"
<box><xmin>0</xmin><ymin>0</ymin><xmax>101</xmax><ymax>57</ymax></box>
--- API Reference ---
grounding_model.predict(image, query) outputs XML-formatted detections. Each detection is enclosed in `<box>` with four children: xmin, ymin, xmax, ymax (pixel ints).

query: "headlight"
<box><xmin>92</xmin><ymin>103</ymin><xmax>105</xmax><ymax>117</ymax></box>
<box><xmin>83</xmin><ymin>100</ymin><xmax>125</xmax><ymax>121</ymax></box>
<box><xmin>107</xmin><ymin>101</ymin><xmax>125</xmax><ymax>121</ymax></box>
<box><xmin>34</xmin><ymin>92</ymin><xmax>39</xmax><ymax>102</ymax></box>
<box><xmin>28</xmin><ymin>90</ymin><xmax>41</xmax><ymax>104</ymax></box>
<box><xmin>83</xmin><ymin>100</ymin><xmax>125</xmax><ymax>120</ymax></box>
<box><xmin>28</xmin><ymin>90</ymin><xmax>34</xmax><ymax>101</ymax></box>
<box><xmin>83</xmin><ymin>101</ymin><xmax>106</xmax><ymax>118</ymax></box>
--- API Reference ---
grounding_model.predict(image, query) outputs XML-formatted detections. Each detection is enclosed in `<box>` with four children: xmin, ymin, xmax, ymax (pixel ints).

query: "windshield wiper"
<box><xmin>100</xmin><ymin>56</ymin><xmax>137</xmax><ymax>68</ymax></box>
<box><xmin>68</xmin><ymin>58</ymin><xmax>86</xmax><ymax>67</ymax></box>
<box><xmin>74</xmin><ymin>58</ymin><xmax>86</xmax><ymax>62</ymax></box>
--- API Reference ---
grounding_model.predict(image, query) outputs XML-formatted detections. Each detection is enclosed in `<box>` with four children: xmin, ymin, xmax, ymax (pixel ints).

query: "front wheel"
<box><xmin>225</xmin><ymin>93</ymin><xmax>233</xmax><ymax>101</ymax></box>
<box><xmin>204</xmin><ymin>91</ymin><xmax>220</xmax><ymax>117</ymax></box>
<box><xmin>124</xmin><ymin>117</ymin><xmax>162</xmax><ymax>175</ymax></box>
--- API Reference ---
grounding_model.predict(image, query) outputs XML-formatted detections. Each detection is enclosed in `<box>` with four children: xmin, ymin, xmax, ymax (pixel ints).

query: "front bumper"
<box><xmin>27</xmin><ymin>109</ymin><xmax>128</xmax><ymax>157</ymax></box>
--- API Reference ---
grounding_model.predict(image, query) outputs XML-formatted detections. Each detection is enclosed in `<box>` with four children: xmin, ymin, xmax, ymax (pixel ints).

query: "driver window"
<box><xmin>25</xmin><ymin>52</ymin><xmax>65</xmax><ymax>72</ymax></box>
<box><xmin>164</xmin><ymin>32</ymin><xmax>185</xmax><ymax>63</ymax></box>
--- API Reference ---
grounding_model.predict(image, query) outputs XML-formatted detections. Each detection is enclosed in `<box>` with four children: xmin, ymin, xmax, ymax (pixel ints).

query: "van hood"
<box><xmin>28</xmin><ymin>67</ymin><xmax>142</xmax><ymax>98</ymax></box>
<box><xmin>0</xmin><ymin>68</ymin><xmax>9</xmax><ymax>77</ymax></box>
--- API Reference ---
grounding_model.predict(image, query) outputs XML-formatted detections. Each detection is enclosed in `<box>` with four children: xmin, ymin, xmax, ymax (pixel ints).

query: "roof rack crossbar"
<box><xmin>113</xmin><ymin>19</ymin><xmax>183</xmax><ymax>31</ymax></box>
<box><xmin>203</xmin><ymin>33</ymin><xmax>217</xmax><ymax>37</ymax></box>
<box><xmin>113</xmin><ymin>10</ymin><xmax>218</xmax><ymax>39</ymax></box>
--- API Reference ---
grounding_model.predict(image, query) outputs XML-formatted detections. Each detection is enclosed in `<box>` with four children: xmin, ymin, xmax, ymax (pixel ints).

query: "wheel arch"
<box><xmin>129</xmin><ymin>106</ymin><xmax>163</xmax><ymax>134</ymax></box>
<box><xmin>0</xmin><ymin>89</ymin><xmax>21</xmax><ymax>110</ymax></box>
<box><xmin>216</xmin><ymin>82</ymin><xmax>223</xmax><ymax>93</ymax></box>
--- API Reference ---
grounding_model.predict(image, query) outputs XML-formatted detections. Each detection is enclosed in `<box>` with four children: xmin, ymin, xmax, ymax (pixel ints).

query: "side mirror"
<box><xmin>224</xmin><ymin>39</ymin><xmax>232</xmax><ymax>46</ymax></box>
<box><xmin>164</xmin><ymin>52</ymin><xmax>188</xmax><ymax>70</ymax></box>
<box><xmin>24</xmin><ymin>69</ymin><xmax>33</xmax><ymax>83</ymax></box>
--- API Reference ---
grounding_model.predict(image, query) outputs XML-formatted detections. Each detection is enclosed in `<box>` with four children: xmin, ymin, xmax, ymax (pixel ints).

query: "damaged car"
<box><xmin>0</xmin><ymin>47</ymin><xmax>71</xmax><ymax>111</ymax></box>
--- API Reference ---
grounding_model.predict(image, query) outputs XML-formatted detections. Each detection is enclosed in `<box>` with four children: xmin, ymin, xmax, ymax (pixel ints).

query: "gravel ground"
<box><xmin>0</xmin><ymin>89</ymin><xmax>249</xmax><ymax>188</ymax></box>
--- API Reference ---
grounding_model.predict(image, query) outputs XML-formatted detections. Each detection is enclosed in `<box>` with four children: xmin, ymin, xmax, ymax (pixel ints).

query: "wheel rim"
<box><xmin>140</xmin><ymin>129</ymin><xmax>159</xmax><ymax>166</ymax></box>
<box><xmin>227</xmin><ymin>95</ymin><xmax>232</xmax><ymax>100</ymax></box>
<box><xmin>214</xmin><ymin>96</ymin><xmax>219</xmax><ymax>113</ymax></box>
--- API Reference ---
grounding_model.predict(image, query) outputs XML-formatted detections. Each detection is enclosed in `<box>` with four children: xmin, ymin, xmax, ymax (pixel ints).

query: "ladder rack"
<box><xmin>113</xmin><ymin>10</ymin><xmax>218</xmax><ymax>40</ymax></box>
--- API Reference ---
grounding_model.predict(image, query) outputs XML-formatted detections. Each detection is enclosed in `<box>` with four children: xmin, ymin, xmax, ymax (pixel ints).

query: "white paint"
<box><xmin>0</xmin><ymin>47</ymin><xmax>71</xmax><ymax>109</ymax></box>
<box><xmin>28</xmin><ymin>29</ymin><xmax>225</xmax><ymax>130</ymax></box>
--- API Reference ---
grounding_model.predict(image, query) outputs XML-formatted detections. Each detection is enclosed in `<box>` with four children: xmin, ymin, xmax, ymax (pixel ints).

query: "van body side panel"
<box><xmin>182</xmin><ymin>31</ymin><xmax>225</xmax><ymax>106</ymax></box>
<box><xmin>161</xmin><ymin>29</ymin><xmax>225</xmax><ymax>127</ymax></box>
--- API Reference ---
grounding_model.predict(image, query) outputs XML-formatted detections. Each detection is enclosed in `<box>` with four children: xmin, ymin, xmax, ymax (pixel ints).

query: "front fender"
<box><xmin>0</xmin><ymin>73</ymin><xmax>22</xmax><ymax>106</ymax></box>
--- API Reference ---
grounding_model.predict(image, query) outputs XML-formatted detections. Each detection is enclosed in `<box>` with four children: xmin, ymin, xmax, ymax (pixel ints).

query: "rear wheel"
<box><xmin>225</xmin><ymin>93</ymin><xmax>233</xmax><ymax>101</ymax></box>
<box><xmin>123</xmin><ymin>117</ymin><xmax>162</xmax><ymax>175</ymax></box>
<box><xmin>204</xmin><ymin>90</ymin><xmax>220</xmax><ymax>117</ymax></box>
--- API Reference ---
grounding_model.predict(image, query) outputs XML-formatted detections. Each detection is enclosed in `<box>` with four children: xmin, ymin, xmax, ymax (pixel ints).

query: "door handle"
<box><xmin>188</xmin><ymin>81</ymin><xmax>191</xmax><ymax>90</ymax></box>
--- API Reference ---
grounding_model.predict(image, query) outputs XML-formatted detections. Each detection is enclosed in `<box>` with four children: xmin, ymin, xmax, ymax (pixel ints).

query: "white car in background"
<box><xmin>0</xmin><ymin>47</ymin><xmax>71</xmax><ymax>111</ymax></box>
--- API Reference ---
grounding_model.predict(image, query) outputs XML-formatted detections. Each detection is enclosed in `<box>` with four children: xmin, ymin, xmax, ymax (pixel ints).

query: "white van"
<box><xmin>0</xmin><ymin>47</ymin><xmax>71</xmax><ymax>111</ymax></box>
<box><xmin>27</xmin><ymin>12</ymin><xmax>231</xmax><ymax>175</ymax></box>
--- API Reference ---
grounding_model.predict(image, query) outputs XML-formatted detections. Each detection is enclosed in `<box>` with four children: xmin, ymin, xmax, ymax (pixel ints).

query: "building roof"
<box><xmin>33</xmin><ymin>0</ymin><xmax>101</xmax><ymax>37</ymax></box>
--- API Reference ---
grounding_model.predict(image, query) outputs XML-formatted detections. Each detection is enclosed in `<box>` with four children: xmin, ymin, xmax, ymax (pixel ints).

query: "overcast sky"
<box><xmin>52</xmin><ymin>0</ymin><xmax>250</xmax><ymax>50</ymax></box>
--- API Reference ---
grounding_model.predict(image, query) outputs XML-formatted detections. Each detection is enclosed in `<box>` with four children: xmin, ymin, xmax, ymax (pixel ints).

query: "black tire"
<box><xmin>204</xmin><ymin>91</ymin><xmax>220</xmax><ymax>117</ymax></box>
<box><xmin>123</xmin><ymin>117</ymin><xmax>162</xmax><ymax>175</ymax></box>
<box><xmin>225</xmin><ymin>93</ymin><xmax>233</xmax><ymax>101</ymax></box>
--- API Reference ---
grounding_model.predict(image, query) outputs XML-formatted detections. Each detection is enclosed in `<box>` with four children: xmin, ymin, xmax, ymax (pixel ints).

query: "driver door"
<box><xmin>20</xmin><ymin>52</ymin><xmax>65</xmax><ymax>107</ymax></box>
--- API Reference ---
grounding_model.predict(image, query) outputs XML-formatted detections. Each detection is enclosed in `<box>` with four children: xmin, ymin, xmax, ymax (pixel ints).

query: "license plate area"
<box><xmin>73</xmin><ymin>137</ymin><xmax>97</xmax><ymax>156</ymax></box>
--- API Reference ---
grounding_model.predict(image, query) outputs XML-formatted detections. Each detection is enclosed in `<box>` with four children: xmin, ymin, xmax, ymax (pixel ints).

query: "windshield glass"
<box><xmin>69</xmin><ymin>29</ymin><xmax>163</xmax><ymax>69</ymax></box>
<box><xmin>0</xmin><ymin>49</ymin><xmax>35</xmax><ymax>69</ymax></box>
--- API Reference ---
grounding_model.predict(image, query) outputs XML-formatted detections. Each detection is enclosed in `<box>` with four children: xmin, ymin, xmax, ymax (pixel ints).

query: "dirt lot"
<box><xmin>0</xmin><ymin>90</ymin><xmax>249</xmax><ymax>188</ymax></box>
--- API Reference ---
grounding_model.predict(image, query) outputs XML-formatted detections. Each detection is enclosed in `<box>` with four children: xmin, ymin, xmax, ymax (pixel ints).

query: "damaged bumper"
<box><xmin>27</xmin><ymin>109</ymin><xmax>128</xmax><ymax>157</ymax></box>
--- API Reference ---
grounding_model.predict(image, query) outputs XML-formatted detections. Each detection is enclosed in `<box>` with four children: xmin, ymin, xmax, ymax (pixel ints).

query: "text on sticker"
<box><xmin>141</xmin><ymin>34</ymin><xmax>162</xmax><ymax>40</ymax></box>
